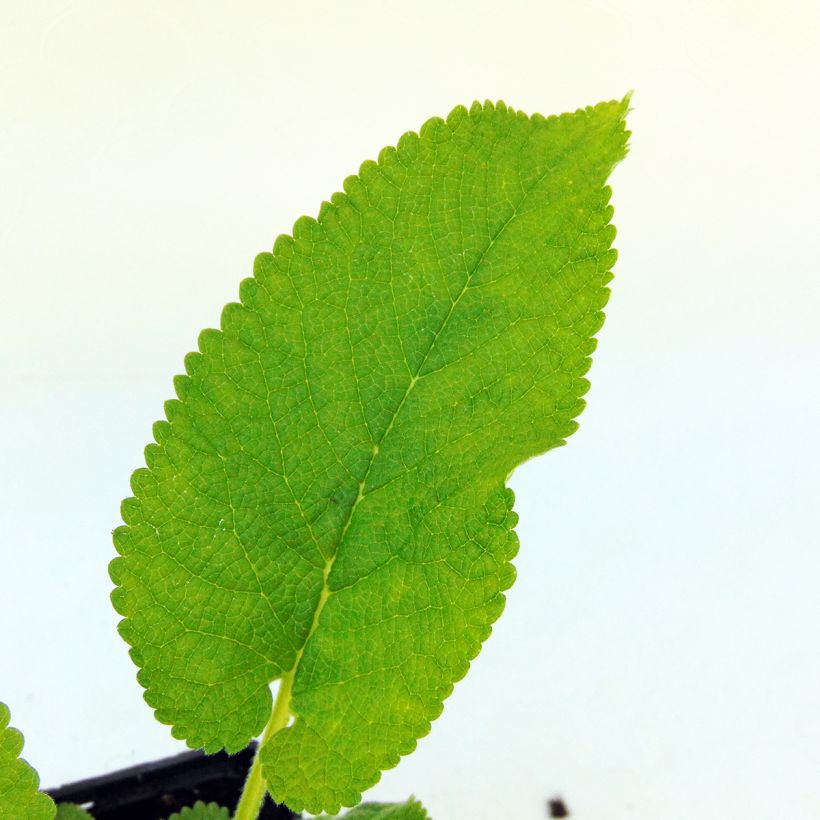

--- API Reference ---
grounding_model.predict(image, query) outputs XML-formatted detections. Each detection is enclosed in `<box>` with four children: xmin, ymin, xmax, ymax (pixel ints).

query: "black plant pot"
<box><xmin>46</xmin><ymin>743</ymin><xmax>299</xmax><ymax>819</ymax></box>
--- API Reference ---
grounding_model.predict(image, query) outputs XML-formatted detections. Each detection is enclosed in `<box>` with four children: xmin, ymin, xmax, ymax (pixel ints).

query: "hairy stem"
<box><xmin>234</xmin><ymin>670</ymin><xmax>294</xmax><ymax>820</ymax></box>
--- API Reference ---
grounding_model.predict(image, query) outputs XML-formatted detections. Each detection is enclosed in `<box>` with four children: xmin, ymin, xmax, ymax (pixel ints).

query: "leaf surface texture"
<box><xmin>323</xmin><ymin>796</ymin><xmax>428</xmax><ymax>819</ymax></box>
<box><xmin>165</xmin><ymin>802</ymin><xmax>229</xmax><ymax>820</ymax></box>
<box><xmin>111</xmin><ymin>98</ymin><xmax>629</xmax><ymax>813</ymax></box>
<box><xmin>0</xmin><ymin>703</ymin><xmax>55</xmax><ymax>819</ymax></box>
<box><xmin>54</xmin><ymin>805</ymin><xmax>93</xmax><ymax>819</ymax></box>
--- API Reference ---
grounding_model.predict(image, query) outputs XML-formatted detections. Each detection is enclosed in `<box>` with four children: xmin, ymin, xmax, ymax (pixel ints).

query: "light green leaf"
<box><xmin>54</xmin><ymin>804</ymin><xmax>93</xmax><ymax>819</ymax></box>
<box><xmin>322</xmin><ymin>796</ymin><xmax>428</xmax><ymax>819</ymax></box>
<box><xmin>165</xmin><ymin>801</ymin><xmax>229</xmax><ymax>820</ymax></box>
<box><xmin>111</xmin><ymin>97</ymin><xmax>629</xmax><ymax>813</ymax></box>
<box><xmin>0</xmin><ymin>702</ymin><xmax>56</xmax><ymax>819</ymax></box>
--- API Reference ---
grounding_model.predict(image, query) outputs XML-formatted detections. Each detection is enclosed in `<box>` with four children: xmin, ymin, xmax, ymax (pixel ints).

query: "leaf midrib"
<box><xmin>269</xmin><ymin>136</ymin><xmax>568</xmax><ymax>716</ymax></box>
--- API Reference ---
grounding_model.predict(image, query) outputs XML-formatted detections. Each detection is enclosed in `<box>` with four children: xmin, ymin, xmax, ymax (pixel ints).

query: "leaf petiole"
<box><xmin>234</xmin><ymin>670</ymin><xmax>294</xmax><ymax>820</ymax></box>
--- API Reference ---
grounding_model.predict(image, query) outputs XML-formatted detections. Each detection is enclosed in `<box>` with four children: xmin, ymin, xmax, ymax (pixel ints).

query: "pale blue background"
<box><xmin>1</xmin><ymin>1</ymin><xmax>819</xmax><ymax>818</ymax></box>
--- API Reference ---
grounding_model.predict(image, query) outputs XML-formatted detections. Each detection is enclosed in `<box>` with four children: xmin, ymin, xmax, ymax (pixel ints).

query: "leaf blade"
<box><xmin>323</xmin><ymin>796</ymin><xmax>429</xmax><ymax>819</ymax></box>
<box><xmin>0</xmin><ymin>702</ymin><xmax>56</xmax><ymax>820</ymax></box>
<box><xmin>112</xmin><ymin>97</ymin><xmax>629</xmax><ymax>811</ymax></box>
<box><xmin>165</xmin><ymin>801</ymin><xmax>230</xmax><ymax>820</ymax></box>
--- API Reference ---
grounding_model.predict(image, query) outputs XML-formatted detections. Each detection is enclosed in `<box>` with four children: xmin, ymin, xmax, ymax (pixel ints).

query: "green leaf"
<box><xmin>111</xmin><ymin>97</ymin><xmax>629</xmax><ymax>813</ymax></box>
<box><xmin>54</xmin><ymin>805</ymin><xmax>94</xmax><ymax>819</ymax></box>
<box><xmin>165</xmin><ymin>801</ymin><xmax>230</xmax><ymax>820</ymax></box>
<box><xmin>0</xmin><ymin>702</ymin><xmax>56</xmax><ymax>819</ymax></box>
<box><xmin>323</xmin><ymin>796</ymin><xmax>429</xmax><ymax>819</ymax></box>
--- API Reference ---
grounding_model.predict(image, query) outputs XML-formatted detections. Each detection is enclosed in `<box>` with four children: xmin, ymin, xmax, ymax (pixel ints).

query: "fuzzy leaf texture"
<box><xmin>54</xmin><ymin>806</ymin><xmax>93</xmax><ymax>820</ymax></box>
<box><xmin>165</xmin><ymin>802</ymin><xmax>229</xmax><ymax>820</ymax></box>
<box><xmin>0</xmin><ymin>703</ymin><xmax>55</xmax><ymax>819</ymax></box>
<box><xmin>323</xmin><ymin>796</ymin><xmax>428</xmax><ymax>819</ymax></box>
<box><xmin>111</xmin><ymin>97</ymin><xmax>629</xmax><ymax>813</ymax></box>
<box><xmin>158</xmin><ymin>798</ymin><xmax>427</xmax><ymax>820</ymax></box>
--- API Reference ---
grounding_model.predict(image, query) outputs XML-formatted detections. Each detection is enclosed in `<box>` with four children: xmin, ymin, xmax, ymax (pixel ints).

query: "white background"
<box><xmin>2</xmin><ymin>1</ymin><xmax>819</xmax><ymax>818</ymax></box>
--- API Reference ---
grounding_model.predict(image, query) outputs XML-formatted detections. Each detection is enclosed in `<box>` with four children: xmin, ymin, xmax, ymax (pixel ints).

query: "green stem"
<box><xmin>234</xmin><ymin>670</ymin><xmax>294</xmax><ymax>820</ymax></box>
